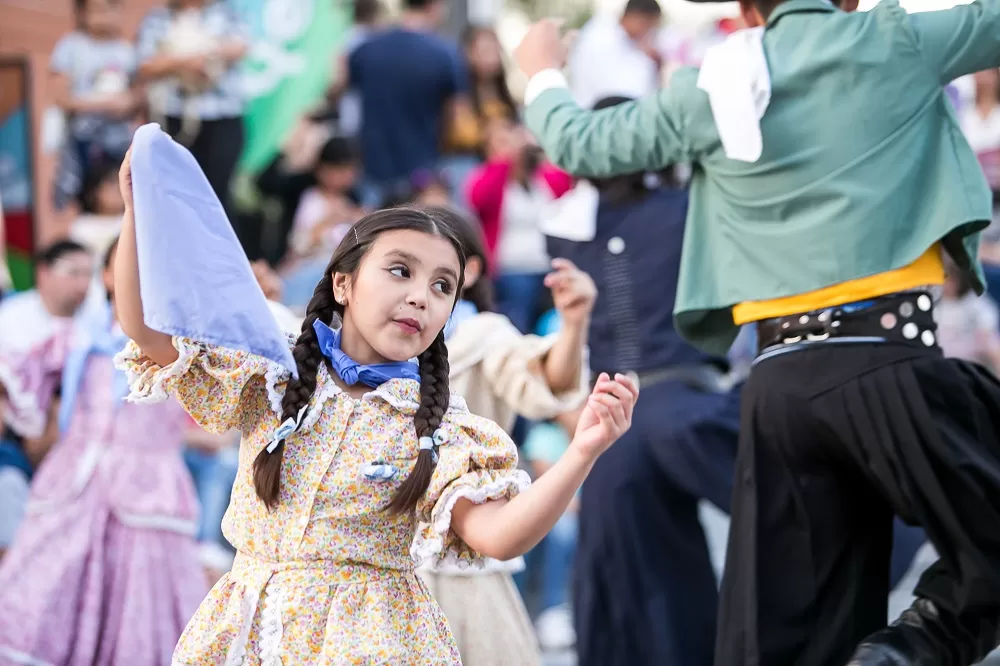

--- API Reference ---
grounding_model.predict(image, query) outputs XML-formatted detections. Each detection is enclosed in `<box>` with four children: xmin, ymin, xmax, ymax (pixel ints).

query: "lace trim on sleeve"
<box><xmin>113</xmin><ymin>337</ymin><xmax>202</xmax><ymax>405</ymax></box>
<box><xmin>410</xmin><ymin>470</ymin><xmax>531</xmax><ymax>569</ymax></box>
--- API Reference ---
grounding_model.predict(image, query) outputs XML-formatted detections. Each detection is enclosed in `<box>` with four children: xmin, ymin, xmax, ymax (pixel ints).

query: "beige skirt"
<box><xmin>419</xmin><ymin>569</ymin><xmax>542</xmax><ymax>666</ymax></box>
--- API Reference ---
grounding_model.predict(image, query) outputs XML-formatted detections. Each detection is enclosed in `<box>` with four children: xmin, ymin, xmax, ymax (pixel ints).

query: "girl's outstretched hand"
<box><xmin>569</xmin><ymin>373</ymin><xmax>638</xmax><ymax>460</ymax></box>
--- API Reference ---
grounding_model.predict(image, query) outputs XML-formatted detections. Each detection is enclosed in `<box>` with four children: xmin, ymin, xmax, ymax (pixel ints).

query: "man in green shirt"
<box><xmin>515</xmin><ymin>1</ymin><xmax>1000</xmax><ymax>665</ymax></box>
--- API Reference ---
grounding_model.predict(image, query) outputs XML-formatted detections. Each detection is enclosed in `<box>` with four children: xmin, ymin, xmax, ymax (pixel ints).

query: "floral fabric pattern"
<box><xmin>116</xmin><ymin>337</ymin><xmax>529</xmax><ymax>665</ymax></box>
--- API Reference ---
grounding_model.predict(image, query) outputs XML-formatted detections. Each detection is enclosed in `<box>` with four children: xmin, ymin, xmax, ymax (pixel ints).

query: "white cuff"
<box><xmin>524</xmin><ymin>69</ymin><xmax>569</xmax><ymax>106</ymax></box>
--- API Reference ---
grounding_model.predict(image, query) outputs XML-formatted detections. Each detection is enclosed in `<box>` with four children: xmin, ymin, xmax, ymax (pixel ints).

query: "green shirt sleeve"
<box><xmin>523</xmin><ymin>69</ymin><xmax>702</xmax><ymax>178</ymax></box>
<box><xmin>907</xmin><ymin>0</ymin><xmax>1000</xmax><ymax>84</ymax></box>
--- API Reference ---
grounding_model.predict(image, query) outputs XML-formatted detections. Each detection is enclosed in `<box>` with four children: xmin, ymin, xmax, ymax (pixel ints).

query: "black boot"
<box><xmin>847</xmin><ymin>598</ymin><xmax>999</xmax><ymax>666</ymax></box>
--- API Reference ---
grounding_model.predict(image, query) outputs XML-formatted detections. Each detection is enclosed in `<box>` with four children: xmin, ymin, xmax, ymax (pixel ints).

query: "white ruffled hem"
<box><xmin>0</xmin><ymin>360</ymin><xmax>45</xmax><ymax>439</ymax></box>
<box><xmin>114</xmin><ymin>338</ymin><xmax>202</xmax><ymax>405</ymax></box>
<box><xmin>410</xmin><ymin>470</ymin><xmax>532</xmax><ymax>570</ymax></box>
<box><xmin>259</xmin><ymin>586</ymin><xmax>285</xmax><ymax>666</ymax></box>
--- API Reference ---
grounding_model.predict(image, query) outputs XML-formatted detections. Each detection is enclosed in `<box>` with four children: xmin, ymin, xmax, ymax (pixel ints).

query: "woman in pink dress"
<box><xmin>0</xmin><ymin>240</ymin><xmax>206</xmax><ymax>666</ymax></box>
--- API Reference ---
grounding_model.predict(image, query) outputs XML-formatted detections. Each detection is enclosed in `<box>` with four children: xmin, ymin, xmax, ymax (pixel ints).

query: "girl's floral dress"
<box><xmin>116</xmin><ymin>335</ymin><xmax>530</xmax><ymax>665</ymax></box>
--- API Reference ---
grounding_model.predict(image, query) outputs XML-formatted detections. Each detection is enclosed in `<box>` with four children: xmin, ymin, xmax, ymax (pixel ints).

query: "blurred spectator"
<box><xmin>0</xmin><ymin>241</ymin><xmax>94</xmax><ymax>558</ymax></box>
<box><xmin>0</xmin><ymin>241</ymin><xmax>91</xmax><ymax>357</ymax></box>
<box><xmin>935</xmin><ymin>257</ymin><xmax>1000</xmax><ymax>374</ymax></box>
<box><xmin>280</xmin><ymin>137</ymin><xmax>364</xmax><ymax>311</ymax></box>
<box><xmin>137</xmin><ymin>0</ymin><xmax>249</xmax><ymax>219</ymax></box>
<box><xmin>569</xmin><ymin>0</ymin><xmax>665</xmax><ymax>110</ymax></box>
<box><xmin>467</xmin><ymin>118</ymin><xmax>572</xmax><ymax>333</ymax></box>
<box><xmin>409</xmin><ymin>170</ymin><xmax>453</xmax><ymax>207</ymax></box>
<box><xmin>337</xmin><ymin>0</ymin><xmax>386</xmax><ymax>139</ymax></box>
<box><xmin>50</xmin><ymin>0</ymin><xmax>138</xmax><ymax>212</ymax></box>
<box><xmin>69</xmin><ymin>159</ymin><xmax>125</xmax><ymax>261</ymax></box>
<box><xmin>253</xmin><ymin>260</ymin><xmax>304</xmax><ymax>334</ymax></box>
<box><xmin>289</xmin><ymin>137</ymin><xmax>363</xmax><ymax>259</ymax></box>
<box><xmin>255</xmin><ymin>115</ymin><xmax>336</xmax><ymax>264</ymax></box>
<box><xmin>337</xmin><ymin>0</ymin><xmax>472</xmax><ymax>207</ymax></box>
<box><xmin>181</xmin><ymin>419</ymin><xmax>238</xmax><ymax>584</ymax></box>
<box><xmin>961</xmin><ymin>69</ymin><xmax>1000</xmax><ymax>262</ymax></box>
<box><xmin>440</xmin><ymin>26</ymin><xmax>519</xmax><ymax>199</ymax></box>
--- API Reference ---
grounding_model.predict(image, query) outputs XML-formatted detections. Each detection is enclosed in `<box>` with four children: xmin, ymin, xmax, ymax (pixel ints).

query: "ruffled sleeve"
<box><xmin>114</xmin><ymin>336</ymin><xmax>289</xmax><ymax>434</ymax></box>
<box><xmin>411</xmin><ymin>410</ymin><xmax>531</xmax><ymax>569</ymax></box>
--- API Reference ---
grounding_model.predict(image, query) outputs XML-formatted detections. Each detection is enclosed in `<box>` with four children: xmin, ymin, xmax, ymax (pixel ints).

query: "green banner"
<box><xmin>232</xmin><ymin>0</ymin><xmax>352</xmax><ymax>174</ymax></box>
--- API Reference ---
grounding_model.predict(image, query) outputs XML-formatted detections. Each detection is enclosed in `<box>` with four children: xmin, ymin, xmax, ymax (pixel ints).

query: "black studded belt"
<box><xmin>755</xmin><ymin>291</ymin><xmax>939</xmax><ymax>356</ymax></box>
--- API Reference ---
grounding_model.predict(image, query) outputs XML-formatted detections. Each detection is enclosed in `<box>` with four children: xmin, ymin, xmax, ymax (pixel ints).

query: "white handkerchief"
<box><xmin>130</xmin><ymin>123</ymin><xmax>297</xmax><ymax>376</ymax></box>
<box><xmin>540</xmin><ymin>181</ymin><xmax>600</xmax><ymax>242</ymax></box>
<box><xmin>696</xmin><ymin>27</ymin><xmax>772</xmax><ymax>163</ymax></box>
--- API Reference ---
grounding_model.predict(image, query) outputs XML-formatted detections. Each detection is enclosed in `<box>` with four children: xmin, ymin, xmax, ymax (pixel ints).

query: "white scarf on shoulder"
<box><xmin>696</xmin><ymin>27</ymin><xmax>772</xmax><ymax>163</ymax></box>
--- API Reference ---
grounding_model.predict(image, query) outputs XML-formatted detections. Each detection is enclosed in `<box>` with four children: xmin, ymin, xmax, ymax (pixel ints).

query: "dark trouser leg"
<box><xmin>574</xmin><ymin>438</ymin><xmax>719</xmax><ymax>666</ymax></box>
<box><xmin>576</xmin><ymin>382</ymin><xmax>739</xmax><ymax>666</ymax></box>
<box><xmin>843</xmin><ymin>355</ymin><xmax>1000</xmax><ymax>665</ymax></box>
<box><xmin>718</xmin><ymin>344</ymin><xmax>1000</xmax><ymax>666</ymax></box>
<box><xmin>715</xmin><ymin>355</ymin><xmax>895</xmax><ymax>666</ymax></box>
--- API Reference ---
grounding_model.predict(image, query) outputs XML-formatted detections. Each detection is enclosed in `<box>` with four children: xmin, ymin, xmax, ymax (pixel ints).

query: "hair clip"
<box><xmin>418</xmin><ymin>436</ymin><xmax>439</xmax><ymax>464</ymax></box>
<box><xmin>266</xmin><ymin>404</ymin><xmax>309</xmax><ymax>453</ymax></box>
<box><xmin>354</xmin><ymin>226</ymin><xmax>360</xmax><ymax>246</ymax></box>
<box><xmin>362</xmin><ymin>462</ymin><xmax>399</xmax><ymax>482</ymax></box>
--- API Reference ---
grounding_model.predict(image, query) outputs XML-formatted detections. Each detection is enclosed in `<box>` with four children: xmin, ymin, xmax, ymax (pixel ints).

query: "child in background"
<box><xmin>282</xmin><ymin>137</ymin><xmax>365</xmax><ymax>311</ymax></box>
<box><xmin>0</xmin><ymin>239</ymin><xmax>205</xmax><ymax>666</ymax></box>
<box><xmin>288</xmin><ymin>137</ymin><xmax>364</xmax><ymax>259</ymax></box>
<box><xmin>50</xmin><ymin>0</ymin><xmax>138</xmax><ymax>212</ymax></box>
<box><xmin>382</xmin><ymin>171</ymin><xmax>454</xmax><ymax>209</ymax></box>
<box><xmin>71</xmin><ymin>159</ymin><xmax>126</xmax><ymax>260</ymax></box>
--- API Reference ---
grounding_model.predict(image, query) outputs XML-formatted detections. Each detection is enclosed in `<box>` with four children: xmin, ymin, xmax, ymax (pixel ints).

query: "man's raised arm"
<box><xmin>516</xmin><ymin>19</ymin><xmax>697</xmax><ymax>178</ymax></box>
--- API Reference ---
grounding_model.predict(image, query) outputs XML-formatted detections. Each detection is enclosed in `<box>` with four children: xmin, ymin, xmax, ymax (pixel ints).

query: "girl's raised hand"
<box><xmin>545</xmin><ymin>258</ymin><xmax>597</xmax><ymax>327</ymax></box>
<box><xmin>569</xmin><ymin>373</ymin><xmax>638</xmax><ymax>460</ymax></box>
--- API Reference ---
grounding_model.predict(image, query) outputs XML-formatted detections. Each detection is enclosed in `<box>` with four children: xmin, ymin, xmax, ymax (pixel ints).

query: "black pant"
<box><xmin>575</xmin><ymin>379</ymin><xmax>741</xmax><ymax>666</ymax></box>
<box><xmin>716</xmin><ymin>342</ymin><xmax>1000</xmax><ymax>666</ymax></box>
<box><xmin>164</xmin><ymin>115</ymin><xmax>244</xmax><ymax>222</ymax></box>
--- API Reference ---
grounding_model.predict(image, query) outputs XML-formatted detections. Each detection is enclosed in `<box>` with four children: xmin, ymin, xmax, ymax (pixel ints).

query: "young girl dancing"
<box><xmin>418</xmin><ymin>207</ymin><xmax>593</xmax><ymax>665</ymax></box>
<box><xmin>0</xmin><ymin>239</ymin><xmax>205</xmax><ymax>666</ymax></box>
<box><xmin>113</xmin><ymin>130</ymin><xmax>638</xmax><ymax>664</ymax></box>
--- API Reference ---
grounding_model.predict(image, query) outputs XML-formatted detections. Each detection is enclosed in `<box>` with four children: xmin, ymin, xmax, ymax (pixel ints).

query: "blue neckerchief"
<box><xmin>59</xmin><ymin>300</ymin><xmax>129</xmax><ymax>434</ymax></box>
<box><xmin>444</xmin><ymin>299</ymin><xmax>479</xmax><ymax>340</ymax></box>
<box><xmin>312</xmin><ymin>320</ymin><xmax>420</xmax><ymax>389</ymax></box>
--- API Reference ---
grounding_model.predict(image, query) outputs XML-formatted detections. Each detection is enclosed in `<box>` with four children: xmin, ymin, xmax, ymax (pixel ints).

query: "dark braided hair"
<box><xmin>384</xmin><ymin>329</ymin><xmax>451</xmax><ymax>514</ymax></box>
<box><xmin>253</xmin><ymin>206</ymin><xmax>466</xmax><ymax>511</ymax></box>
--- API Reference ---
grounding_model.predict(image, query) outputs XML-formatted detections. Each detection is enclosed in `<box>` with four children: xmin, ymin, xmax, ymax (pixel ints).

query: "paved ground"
<box><xmin>543</xmin><ymin>504</ymin><xmax>1000</xmax><ymax>666</ymax></box>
